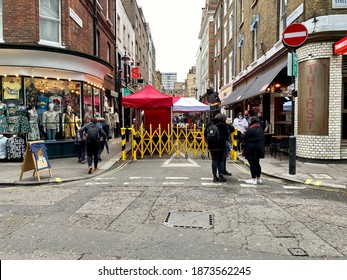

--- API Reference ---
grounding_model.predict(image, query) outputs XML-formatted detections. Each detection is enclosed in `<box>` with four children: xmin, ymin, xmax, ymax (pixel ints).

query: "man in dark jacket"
<box><xmin>241</xmin><ymin>116</ymin><xmax>265</xmax><ymax>184</ymax></box>
<box><xmin>79</xmin><ymin>118</ymin><xmax>107</xmax><ymax>174</ymax></box>
<box><xmin>205</xmin><ymin>113</ymin><xmax>230</xmax><ymax>182</ymax></box>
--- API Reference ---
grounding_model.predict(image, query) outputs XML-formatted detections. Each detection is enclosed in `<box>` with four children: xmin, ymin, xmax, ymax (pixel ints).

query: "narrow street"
<box><xmin>0</xmin><ymin>156</ymin><xmax>346</xmax><ymax>260</ymax></box>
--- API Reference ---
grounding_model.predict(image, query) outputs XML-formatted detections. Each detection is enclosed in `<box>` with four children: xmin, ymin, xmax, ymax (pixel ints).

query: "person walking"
<box><xmin>79</xmin><ymin>118</ymin><xmax>107</xmax><ymax>174</ymax></box>
<box><xmin>233</xmin><ymin>112</ymin><xmax>248</xmax><ymax>154</ymax></box>
<box><xmin>241</xmin><ymin>116</ymin><xmax>265</xmax><ymax>184</ymax></box>
<box><xmin>205</xmin><ymin>113</ymin><xmax>230</xmax><ymax>182</ymax></box>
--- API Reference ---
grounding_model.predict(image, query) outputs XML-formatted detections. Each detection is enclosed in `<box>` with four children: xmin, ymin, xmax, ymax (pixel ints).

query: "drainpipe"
<box><xmin>93</xmin><ymin>0</ymin><xmax>98</xmax><ymax>56</ymax></box>
<box><xmin>233</xmin><ymin>0</ymin><xmax>237</xmax><ymax>81</ymax></box>
<box><xmin>220</xmin><ymin>1</ymin><xmax>223</xmax><ymax>92</ymax></box>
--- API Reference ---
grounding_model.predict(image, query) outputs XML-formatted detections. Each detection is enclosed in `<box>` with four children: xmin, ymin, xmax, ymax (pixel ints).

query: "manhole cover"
<box><xmin>163</xmin><ymin>210</ymin><xmax>213</xmax><ymax>229</ymax></box>
<box><xmin>288</xmin><ymin>248</ymin><xmax>308</xmax><ymax>257</ymax></box>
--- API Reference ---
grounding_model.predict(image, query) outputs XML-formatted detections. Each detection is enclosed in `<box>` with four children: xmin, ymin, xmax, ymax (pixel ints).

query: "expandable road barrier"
<box><xmin>121</xmin><ymin>124</ymin><xmax>237</xmax><ymax>161</ymax></box>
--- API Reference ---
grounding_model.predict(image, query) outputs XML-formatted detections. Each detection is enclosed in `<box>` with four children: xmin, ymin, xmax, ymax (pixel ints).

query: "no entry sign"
<box><xmin>282</xmin><ymin>23</ymin><xmax>308</xmax><ymax>48</ymax></box>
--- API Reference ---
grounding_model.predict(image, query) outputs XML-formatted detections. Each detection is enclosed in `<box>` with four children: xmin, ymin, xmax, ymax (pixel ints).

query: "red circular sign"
<box><xmin>282</xmin><ymin>23</ymin><xmax>308</xmax><ymax>48</ymax></box>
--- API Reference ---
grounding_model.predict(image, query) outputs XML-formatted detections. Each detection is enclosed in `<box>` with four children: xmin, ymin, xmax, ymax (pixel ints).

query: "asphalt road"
<box><xmin>0</xmin><ymin>155</ymin><xmax>346</xmax><ymax>260</ymax></box>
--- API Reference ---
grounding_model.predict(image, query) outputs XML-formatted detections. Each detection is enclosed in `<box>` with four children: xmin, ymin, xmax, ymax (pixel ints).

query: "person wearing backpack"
<box><xmin>79</xmin><ymin>118</ymin><xmax>107</xmax><ymax>174</ymax></box>
<box><xmin>204</xmin><ymin>113</ymin><xmax>230</xmax><ymax>182</ymax></box>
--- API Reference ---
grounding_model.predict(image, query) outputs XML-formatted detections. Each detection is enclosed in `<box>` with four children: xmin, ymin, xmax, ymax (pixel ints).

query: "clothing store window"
<box><xmin>1</xmin><ymin>76</ymin><xmax>23</xmax><ymax>134</ymax></box>
<box><xmin>24</xmin><ymin>77</ymin><xmax>81</xmax><ymax>141</ymax></box>
<box><xmin>83</xmin><ymin>84</ymin><xmax>101</xmax><ymax>121</ymax></box>
<box><xmin>39</xmin><ymin>0</ymin><xmax>61</xmax><ymax>46</ymax></box>
<box><xmin>0</xmin><ymin>0</ymin><xmax>3</xmax><ymax>41</ymax></box>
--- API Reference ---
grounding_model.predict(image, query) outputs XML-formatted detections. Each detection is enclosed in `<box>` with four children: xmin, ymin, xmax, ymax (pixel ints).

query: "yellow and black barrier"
<box><xmin>121</xmin><ymin>124</ymin><xmax>238</xmax><ymax>161</ymax></box>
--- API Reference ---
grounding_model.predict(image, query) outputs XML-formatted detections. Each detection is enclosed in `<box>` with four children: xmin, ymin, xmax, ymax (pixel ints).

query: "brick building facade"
<box><xmin>205</xmin><ymin>0</ymin><xmax>347</xmax><ymax>160</ymax></box>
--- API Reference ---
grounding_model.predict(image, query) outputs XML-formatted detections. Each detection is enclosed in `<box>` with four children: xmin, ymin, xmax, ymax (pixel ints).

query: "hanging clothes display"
<box><xmin>13</xmin><ymin>106</ymin><xmax>32</xmax><ymax>134</ymax></box>
<box><xmin>28</xmin><ymin>108</ymin><xmax>40</xmax><ymax>140</ymax></box>
<box><xmin>0</xmin><ymin>134</ymin><xmax>8</xmax><ymax>159</ymax></box>
<box><xmin>0</xmin><ymin>102</ymin><xmax>8</xmax><ymax>132</ymax></box>
<box><xmin>7</xmin><ymin>135</ymin><xmax>25</xmax><ymax>160</ymax></box>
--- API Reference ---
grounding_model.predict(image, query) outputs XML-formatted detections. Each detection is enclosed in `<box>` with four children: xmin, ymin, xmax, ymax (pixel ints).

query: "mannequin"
<box><xmin>37</xmin><ymin>92</ymin><xmax>49</xmax><ymax>127</ymax></box>
<box><xmin>28</xmin><ymin>106</ymin><xmax>40</xmax><ymax>141</ymax></box>
<box><xmin>13</xmin><ymin>105</ymin><xmax>31</xmax><ymax>134</ymax></box>
<box><xmin>62</xmin><ymin>105</ymin><xmax>76</xmax><ymax>139</ymax></box>
<box><xmin>43</xmin><ymin>103</ymin><xmax>59</xmax><ymax>140</ymax></box>
<box><xmin>84</xmin><ymin>105</ymin><xmax>92</xmax><ymax>124</ymax></box>
<box><xmin>0</xmin><ymin>101</ymin><xmax>9</xmax><ymax>133</ymax></box>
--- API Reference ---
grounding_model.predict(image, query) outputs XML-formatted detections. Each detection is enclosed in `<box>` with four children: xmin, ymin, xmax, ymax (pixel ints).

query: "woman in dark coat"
<box><xmin>241</xmin><ymin>116</ymin><xmax>265</xmax><ymax>184</ymax></box>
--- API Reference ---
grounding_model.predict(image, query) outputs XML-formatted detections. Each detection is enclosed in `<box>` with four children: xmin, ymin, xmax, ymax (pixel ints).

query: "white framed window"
<box><xmin>229</xmin><ymin>52</ymin><xmax>233</xmax><ymax>81</ymax></box>
<box><xmin>0</xmin><ymin>0</ymin><xmax>3</xmax><ymax>41</ymax></box>
<box><xmin>224</xmin><ymin>22</ymin><xmax>227</xmax><ymax>47</ymax></box>
<box><xmin>279</xmin><ymin>0</ymin><xmax>287</xmax><ymax>36</ymax></box>
<box><xmin>240</xmin><ymin>0</ymin><xmax>244</xmax><ymax>24</ymax></box>
<box><xmin>223</xmin><ymin>0</ymin><xmax>227</xmax><ymax>17</ymax></box>
<box><xmin>106</xmin><ymin>0</ymin><xmax>110</xmax><ymax>20</ymax></box>
<box><xmin>229</xmin><ymin>12</ymin><xmax>233</xmax><ymax>41</ymax></box>
<box><xmin>107</xmin><ymin>43</ymin><xmax>111</xmax><ymax>62</ymax></box>
<box><xmin>39</xmin><ymin>0</ymin><xmax>62</xmax><ymax>46</ymax></box>
<box><xmin>223</xmin><ymin>58</ymin><xmax>227</xmax><ymax>86</ymax></box>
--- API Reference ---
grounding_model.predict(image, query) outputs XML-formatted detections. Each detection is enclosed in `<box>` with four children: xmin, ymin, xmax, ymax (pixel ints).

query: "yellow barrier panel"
<box><xmin>121</xmin><ymin>124</ymin><xmax>211</xmax><ymax>160</ymax></box>
<box><xmin>230</xmin><ymin>128</ymin><xmax>238</xmax><ymax>161</ymax></box>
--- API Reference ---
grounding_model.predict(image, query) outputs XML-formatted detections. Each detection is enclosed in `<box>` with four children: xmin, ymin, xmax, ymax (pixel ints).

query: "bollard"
<box><xmin>121</xmin><ymin>128</ymin><xmax>126</xmax><ymax>160</ymax></box>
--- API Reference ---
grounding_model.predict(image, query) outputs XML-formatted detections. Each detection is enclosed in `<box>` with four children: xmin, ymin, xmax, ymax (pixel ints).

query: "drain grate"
<box><xmin>163</xmin><ymin>210</ymin><xmax>213</xmax><ymax>229</ymax></box>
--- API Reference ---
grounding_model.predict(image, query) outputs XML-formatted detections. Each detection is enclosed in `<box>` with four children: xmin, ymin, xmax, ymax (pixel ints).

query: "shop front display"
<box><xmin>0</xmin><ymin>76</ymin><xmax>104</xmax><ymax>159</ymax></box>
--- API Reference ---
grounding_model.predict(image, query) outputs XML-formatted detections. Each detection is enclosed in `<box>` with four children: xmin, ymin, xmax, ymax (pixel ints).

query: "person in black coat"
<box><xmin>205</xmin><ymin>113</ymin><xmax>230</xmax><ymax>182</ymax></box>
<box><xmin>241</xmin><ymin>116</ymin><xmax>265</xmax><ymax>185</ymax></box>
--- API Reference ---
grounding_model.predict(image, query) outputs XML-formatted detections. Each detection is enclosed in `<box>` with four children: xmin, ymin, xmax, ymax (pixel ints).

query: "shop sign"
<box><xmin>70</xmin><ymin>8</ymin><xmax>83</xmax><ymax>28</ymax></box>
<box><xmin>110</xmin><ymin>90</ymin><xmax>118</xmax><ymax>97</ymax></box>
<box><xmin>298</xmin><ymin>59</ymin><xmax>329</xmax><ymax>135</ymax></box>
<box><xmin>332</xmin><ymin>0</ymin><xmax>347</xmax><ymax>9</ymax></box>
<box><xmin>122</xmin><ymin>88</ymin><xmax>131</xmax><ymax>96</ymax></box>
<box><xmin>334</xmin><ymin>37</ymin><xmax>347</xmax><ymax>55</ymax></box>
<box><xmin>131</xmin><ymin>67</ymin><xmax>140</xmax><ymax>79</ymax></box>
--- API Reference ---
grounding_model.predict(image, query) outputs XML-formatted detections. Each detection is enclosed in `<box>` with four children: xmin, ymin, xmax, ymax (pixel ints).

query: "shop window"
<box><xmin>82</xmin><ymin>84</ymin><xmax>101</xmax><ymax>122</ymax></box>
<box><xmin>24</xmin><ymin>77</ymin><xmax>81</xmax><ymax>141</ymax></box>
<box><xmin>39</xmin><ymin>0</ymin><xmax>61</xmax><ymax>46</ymax></box>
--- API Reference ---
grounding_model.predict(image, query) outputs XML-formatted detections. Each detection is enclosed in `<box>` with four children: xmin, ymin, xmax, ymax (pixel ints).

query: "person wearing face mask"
<box><xmin>244</xmin><ymin>110</ymin><xmax>251</xmax><ymax>124</ymax></box>
<box><xmin>233</xmin><ymin>112</ymin><xmax>248</xmax><ymax>154</ymax></box>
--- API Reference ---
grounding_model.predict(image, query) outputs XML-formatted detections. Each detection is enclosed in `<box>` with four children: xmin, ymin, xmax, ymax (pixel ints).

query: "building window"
<box><xmin>240</xmin><ymin>0</ymin><xmax>244</xmax><ymax>24</ymax></box>
<box><xmin>229</xmin><ymin>12</ymin><xmax>233</xmax><ymax>41</ymax></box>
<box><xmin>39</xmin><ymin>0</ymin><xmax>61</xmax><ymax>46</ymax></box>
<box><xmin>251</xmin><ymin>15</ymin><xmax>259</xmax><ymax>61</ymax></box>
<box><xmin>224</xmin><ymin>22</ymin><xmax>227</xmax><ymax>47</ymax></box>
<box><xmin>107</xmin><ymin>43</ymin><xmax>111</xmax><ymax>63</ymax></box>
<box><xmin>96</xmin><ymin>30</ymin><xmax>100</xmax><ymax>57</ymax></box>
<box><xmin>106</xmin><ymin>0</ymin><xmax>110</xmax><ymax>20</ymax></box>
<box><xmin>223</xmin><ymin>58</ymin><xmax>227</xmax><ymax>86</ymax></box>
<box><xmin>0</xmin><ymin>0</ymin><xmax>3</xmax><ymax>41</ymax></box>
<box><xmin>229</xmin><ymin>52</ymin><xmax>233</xmax><ymax>81</ymax></box>
<box><xmin>279</xmin><ymin>0</ymin><xmax>287</xmax><ymax>37</ymax></box>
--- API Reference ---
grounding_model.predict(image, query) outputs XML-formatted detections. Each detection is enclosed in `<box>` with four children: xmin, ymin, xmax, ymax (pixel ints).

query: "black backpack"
<box><xmin>86</xmin><ymin>124</ymin><xmax>100</xmax><ymax>142</ymax></box>
<box><xmin>206</xmin><ymin>123</ymin><xmax>221</xmax><ymax>146</ymax></box>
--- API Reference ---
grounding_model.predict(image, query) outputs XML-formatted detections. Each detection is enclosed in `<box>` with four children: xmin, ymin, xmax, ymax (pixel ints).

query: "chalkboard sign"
<box><xmin>20</xmin><ymin>141</ymin><xmax>53</xmax><ymax>182</ymax></box>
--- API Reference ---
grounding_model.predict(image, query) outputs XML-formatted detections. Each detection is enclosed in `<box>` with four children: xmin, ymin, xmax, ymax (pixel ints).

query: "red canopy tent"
<box><xmin>122</xmin><ymin>84</ymin><xmax>173</xmax><ymax>130</ymax></box>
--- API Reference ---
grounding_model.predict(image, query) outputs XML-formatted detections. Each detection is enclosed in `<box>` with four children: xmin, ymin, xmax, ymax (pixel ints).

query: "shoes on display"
<box><xmin>257</xmin><ymin>178</ymin><xmax>262</xmax><ymax>184</ymax></box>
<box><xmin>88</xmin><ymin>166</ymin><xmax>93</xmax><ymax>174</ymax></box>
<box><xmin>245</xmin><ymin>179</ymin><xmax>257</xmax><ymax>185</ymax></box>
<box><xmin>223</xmin><ymin>171</ymin><xmax>232</xmax><ymax>176</ymax></box>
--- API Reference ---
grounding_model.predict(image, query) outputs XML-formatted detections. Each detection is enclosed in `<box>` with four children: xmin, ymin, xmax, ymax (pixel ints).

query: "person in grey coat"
<box><xmin>241</xmin><ymin>116</ymin><xmax>265</xmax><ymax>185</ymax></box>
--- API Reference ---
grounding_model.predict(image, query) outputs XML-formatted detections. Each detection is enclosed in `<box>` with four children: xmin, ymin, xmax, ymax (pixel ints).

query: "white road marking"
<box><xmin>165</xmin><ymin>177</ymin><xmax>189</xmax><ymax>180</ymax></box>
<box><xmin>283</xmin><ymin>185</ymin><xmax>306</xmax><ymax>189</ymax></box>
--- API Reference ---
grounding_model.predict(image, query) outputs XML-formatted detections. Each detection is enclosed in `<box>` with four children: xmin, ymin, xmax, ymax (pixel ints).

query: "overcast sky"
<box><xmin>136</xmin><ymin>0</ymin><xmax>206</xmax><ymax>82</ymax></box>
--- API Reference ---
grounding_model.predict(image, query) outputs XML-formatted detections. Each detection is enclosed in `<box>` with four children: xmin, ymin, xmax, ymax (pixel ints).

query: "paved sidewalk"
<box><xmin>237</xmin><ymin>152</ymin><xmax>347</xmax><ymax>190</ymax></box>
<box><xmin>0</xmin><ymin>137</ymin><xmax>125</xmax><ymax>186</ymax></box>
<box><xmin>0</xmin><ymin>140</ymin><xmax>346</xmax><ymax>190</ymax></box>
